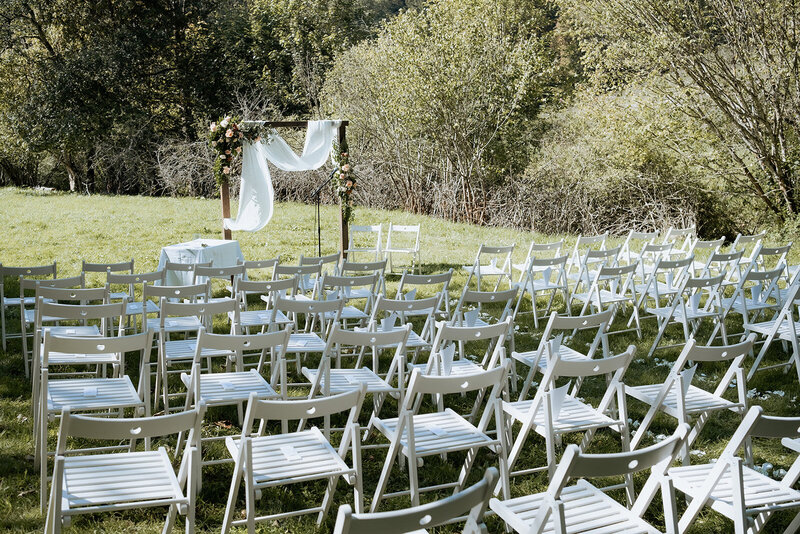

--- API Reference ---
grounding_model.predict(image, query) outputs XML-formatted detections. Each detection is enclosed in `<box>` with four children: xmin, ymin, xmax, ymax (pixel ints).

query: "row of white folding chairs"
<box><xmin>41</xmin><ymin>324</ymin><xmax>800</xmax><ymax>533</ymax></box>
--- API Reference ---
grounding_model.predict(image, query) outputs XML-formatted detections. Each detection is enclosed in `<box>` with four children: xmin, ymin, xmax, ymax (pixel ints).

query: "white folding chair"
<box><xmin>19</xmin><ymin>275</ymin><xmax>86</xmax><ymax>376</ymax></box>
<box><xmin>221</xmin><ymin>387</ymin><xmax>366</xmax><ymax>531</ymax></box>
<box><xmin>570</xmin><ymin>262</ymin><xmax>641</xmax><ymax>337</ymax></box>
<box><xmin>452</xmin><ymin>287</ymin><xmax>518</xmax><ymax>351</ymax></box>
<box><xmin>384</xmin><ymin>223</ymin><xmax>421</xmax><ymax>274</ymax></box>
<box><xmin>745</xmin><ymin>279</ymin><xmax>800</xmax><ymax>382</ymax></box>
<box><xmin>81</xmin><ymin>258</ymin><xmax>134</xmax><ymax>299</ymax></box>
<box><xmin>628</xmin><ymin>336</ymin><xmax>754</xmax><ymax>464</ymax></box>
<box><xmin>319</xmin><ymin>273</ymin><xmax>381</xmax><ymax>326</ymax></box>
<box><xmin>272</xmin><ymin>262</ymin><xmax>323</xmax><ymax>299</ymax></box>
<box><xmin>45</xmin><ymin>405</ymin><xmax>204</xmax><ymax>534</ymax></box>
<box><xmin>180</xmin><ymin>328</ymin><xmax>291</xmax><ymax>468</ymax></box>
<box><xmin>730</xmin><ymin>231</ymin><xmax>766</xmax><ymax>271</ymax></box>
<box><xmin>299</xmin><ymin>252</ymin><xmax>339</xmax><ymax>292</ymax></box>
<box><xmin>0</xmin><ymin>262</ymin><xmax>57</xmax><ymax>350</ymax></box>
<box><xmin>303</xmin><ymin>323</ymin><xmax>411</xmax><ymax>420</ymax></box>
<box><xmin>565</xmin><ymin>233</ymin><xmax>608</xmax><ymax>279</ymax></box>
<box><xmin>463</xmin><ymin>244</ymin><xmax>515</xmax><ymax>291</ymax></box>
<box><xmin>633</xmin><ymin>255</ymin><xmax>693</xmax><ymax>322</ymax></box>
<box><xmin>232</xmin><ymin>277</ymin><xmax>296</xmax><ymax>334</ymax></box>
<box><xmin>368</xmin><ymin>294</ymin><xmax>441</xmax><ymax>365</ymax></box>
<box><xmin>491</xmin><ymin>425</ymin><xmax>689</xmax><ymax>534</ymax></box>
<box><xmin>395</xmin><ymin>269</ymin><xmax>453</xmax><ymax>320</ymax></box>
<box><xmin>239</xmin><ymin>256</ymin><xmax>280</xmax><ymax>280</ymax></box>
<box><xmin>712</xmin><ymin>263</ymin><xmax>784</xmax><ymax>340</ymax></box>
<box><xmin>688</xmin><ymin>236</ymin><xmax>725</xmax><ymax>275</ymax></box>
<box><xmin>334</xmin><ymin>467</ymin><xmax>497</xmax><ymax>534</ymax></box>
<box><xmin>24</xmin><ymin>284</ymin><xmax>108</xmax><ymax>377</ymax></box>
<box><xmin>700</xmin><ymin>249</ymin><xmax>746</xmax><ymax>288</ymax></box>
<box><xmin>647</xmin><ymin>273</ymin><xmax>728</xmax><ymax>357</ymax></box>
<box><xmin>141</xmin><ymin>281</ymin><xmax>210</xmax><ymax>335</ymax></box>
<box><xmin>155</xmin><ymin>298</ymin><xmax>239</xmax><ymax>413</ymax></box>
<box><xmin>346</xmin><ymin>224</ymin><xmax>383</xmax><ymax>261</ymax></box>
<box><xmin>270</xmin><ymin>296</ymin><xmax>344</xmax><ymax>379</ymax></box>
<box><xmin>662</xmin><ymin>225</ymin><xmax>696</xmax><ymax>257</ymax></box>
<box><xmin>106</xmin><ymin>270</ymin><xmax>165</xmax><ymax>334</ymax></box>
<box><xmin>370</xmin><ymin>362</ymin><xmax>512</xmax><ymax>511</ymax></box>
<box><xmin>36</xmin><ymin>329</ymin><xmax>151</xmax><ymax>510</ymax></box>
<box><xmin>669</xmin><ymin>406</ymin><xmax>800</xmax><ymax>533</ymax></box>
<box><xmin>513</xmin><ymin>254</ymin><xmax>569</xmax><ymax>329</ymax></box>
<box><xmin>513</xmin><ymin>310</ymin><xmax>612</xmax><ymax>400</ymax></box>
<box><xmin>619</xmin><ymin>230</ymin><xmax>659</xmax><ymax>266</ymax></box>
<box><xmin>566</xmin><ymin>246</ymin><xmax>620</xmax><ymax>303</ymax></box>
<box><xmin>193</xmin><ymin>263</ymin><xmax>246</xmax><ymax>302</ymax></box>
<box><xmin>513</xmin><ymin>240</ymin><xmax>564</xmax><ymax>282</ymax></box>
<box><xmin>340</xmin><ymin>259</ymin><xmax>387</xmax><ymax>296</ymax></box>
<box><xmin>503</xmin><ymin>347</ymin><xmax>635</xmax><ymax>493</ymax></box>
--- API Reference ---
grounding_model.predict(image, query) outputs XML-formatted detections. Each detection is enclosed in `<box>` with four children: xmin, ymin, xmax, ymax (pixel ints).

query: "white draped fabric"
<box><xmin>224</xmin><ymin>119</ymin><xmax>341</xmax><ymax>232</ymax></box>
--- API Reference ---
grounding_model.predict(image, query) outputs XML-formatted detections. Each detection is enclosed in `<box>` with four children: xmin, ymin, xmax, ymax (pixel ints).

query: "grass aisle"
<box><xmin>1</xmin><ymin>187</ymin><xmax>799</xmax><ymax>532</ymax></box>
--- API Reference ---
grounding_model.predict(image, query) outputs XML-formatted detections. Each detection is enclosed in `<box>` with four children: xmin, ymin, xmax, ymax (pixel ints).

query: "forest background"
<box><xmin>2</xmin><ymin>0</ymin><xmax>798</xmax><ymax>239</ymax></box>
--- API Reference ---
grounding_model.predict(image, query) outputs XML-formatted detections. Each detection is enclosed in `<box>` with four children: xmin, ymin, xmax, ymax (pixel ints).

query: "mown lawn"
<box><xmin>1</xmin><ymin>186</ymin><xmax>799</xmax><ymax>532</ymax></box>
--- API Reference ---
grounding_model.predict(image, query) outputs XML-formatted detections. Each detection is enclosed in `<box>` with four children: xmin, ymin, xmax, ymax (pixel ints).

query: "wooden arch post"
<box><xmin>219</xmin><ymin>120</ymin><xmax>349</xmax><ymax>254</ymax></box>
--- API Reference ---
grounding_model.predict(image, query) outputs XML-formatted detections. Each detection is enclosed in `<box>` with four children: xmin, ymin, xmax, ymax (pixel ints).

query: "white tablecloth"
<box><xmin>157</xmin><ymin>239</ymin><xmax>245</xmax><ymax>286</ymax></box>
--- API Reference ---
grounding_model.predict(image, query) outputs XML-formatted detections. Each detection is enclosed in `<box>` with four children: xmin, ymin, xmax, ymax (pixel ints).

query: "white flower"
<box><xmin>220</xmin><ymin>117</ymin><xmax>230</xmax><ymax>128</ymax></box>
<box><xmin>210</xmin><ymin>122</ymin><xmax>217</xmax><ymax>132</ymax></box>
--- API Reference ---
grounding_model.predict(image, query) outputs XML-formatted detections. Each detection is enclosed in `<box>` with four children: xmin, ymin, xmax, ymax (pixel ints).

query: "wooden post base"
<box><xmin>221</xmin><ymin>179</ymin><xmax>232</xmax><ymax>240</ymax></box>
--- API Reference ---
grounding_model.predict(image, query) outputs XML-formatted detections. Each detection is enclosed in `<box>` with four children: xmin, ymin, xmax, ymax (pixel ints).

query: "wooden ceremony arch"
<box><xmin>219</xmin><ymin>120</ymin><xmax>350</xmax><ymax>254</ymax></box>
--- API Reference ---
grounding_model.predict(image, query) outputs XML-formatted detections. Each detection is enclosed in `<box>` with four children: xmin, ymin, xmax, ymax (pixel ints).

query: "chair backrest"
<box><xmin>662</xmin><ymin>225</ymin><xmax>696</xmax><ymax>252</ymax></box>
<box><xmin>525</xmin><ymin>240</ymin><xmax>564</xmax><ymax>260</ymax></box>
<box><xmin>299</xmin><ymin>252</ymin><xmax>340</xmax><ymax>273</ymax></box>
<box><xmin>547</xmin><ymin>347</ymin><xmax>633</xmax><ymax>380</ymax></box>
<box><xmin>385</xmin><ymin>223</ymin><xmax>421</xmax><ymax>253</ymax></box>
<box><xmin>453</xmin><ymin>288</ymin><xmax>518</xmax><ymax>324</ymax></box>
<box><xmin>321</xmin><ymin>273</ymin><xmax>381</xmax><ymax>303</ymax></box>
<box><xmin>326</xmin><ymin>322</ymin><xmax>411</xmax><ymax>353</ymax></box>
<box><xmin>55</xmin><ymin>403</ymin><xmax>205</xmax><ymax>455</ymax></box>
<box><xmin>274</xmin><ymin>296</ymin><xmax>344</xmax><ymax>335</ymax></box>
<box><xmin>233</xmin><ymin>277</ymin><xmax>298</xmax><ymax>304</ymax></box>
<box><xmin>35</xmin><ymin>285</ymin><xmax>109</xmax><ymax>304</ymax></box>
<box><xmin>620</xmin><ymin>230</ymin><xmax>659</xmax><ymax>264</ymax></box>
<box><xmin>241</xmin><ymin>386</ymin><xmax>365</xmax><ymax>441</ymax></box>
<box><xmin>341</xmin><ymin>259</ymin><xmax>387</xmax><ymax>275</ymax></box>
<box><xmin>81</xmin><ymin>258</ymin><xmax>134</xmax><ymax>274</ymax></box>
<box><xmin>106</xmin><ymin>270</ymin><xmax>165</xmax><ymax>295</ymax></box>
<box><xmin>193</xmin><ymin>264</ymin><xmax>246</xmax><ymax>281</ymax></box>
<box><xmin>395</xmin><ymin>269</ymin><xmax>453</xmax><ymax>316</ymax></box>
<box><xmin>1</xmin><ymin>262</ymin><xmax>57</xmax><ymax>299</ymax></box>
<box><xmin>369</xmin><ymin>295</ymin><xmax>441</xmax><ymax>336</ymax></box>
<box><xmin>42</xmin><ymin>329</ymin><xmax>153</xmax><ymax>370</ymax></box>
<box><xmin>334</xmin><ymin>467</ymin><xmax>498</xmax><ymax>534</ymax></box>
<box><xmin>348</xmin><ymin>224</ymin><xmax>383</xmax><ymax>257</ymax></box>
<box><xmin>158</xmin><ymin>297</ymin><xmax>238</xmax><ymax>330</ymax></box>
<box><xmin>142</xmin><ymin>281</ymin><xmax>209</xmax><ymax>303</ymax></box>
<box><xmin>37</xmin><ymin>298</ymin><xmax>125</xmax><ymax>324</ymax></box>
<box><xmin>20</xmin><ymin>274</ymin><xmax>85</xmax><ymax>296</ymax></box>
<box><xmin>273</xmin><ymin>263</ymin><xmax>323</xmax><ymax>279</ymax></box>
<box><xmin>721</xmin><ymin>405</ymin><xmax>800</xmax><ymax>461</ymax></box>
<box><xmin>755</xmin><ymin>242</ymin><xmax>792</xmax><ymax>271</ymax></box>
<box><xmin>406</xmin><ymin>360</ymin><xmax>509</xmax><ymax>399</ymax></box>
<box><xmin>164</xmin><ymin>260</ymin><xmax>212</xmax><ymax>273</ymax></box>
<box><xmin>240</xmin><ymin>256</ymin><xmax>280</xmax><ymax>279</ymax></box>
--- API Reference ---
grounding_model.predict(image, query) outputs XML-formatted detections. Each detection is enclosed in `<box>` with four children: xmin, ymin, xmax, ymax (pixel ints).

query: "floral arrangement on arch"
<box><xmin>208</xmin><ymin>116</ymin><xmax>270</xmax><ymax>185</ymax></box>
<box><xmin>332</xmin><ymin>139</ymin><xmax>356</xmax><ymax>223</ymax></box>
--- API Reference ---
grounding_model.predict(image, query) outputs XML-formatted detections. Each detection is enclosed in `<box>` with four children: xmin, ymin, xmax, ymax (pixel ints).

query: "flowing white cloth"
<box><xmin>224</xmin><ymin>119</ymin><xmax>341</xmax><ymax>232</ymax></box>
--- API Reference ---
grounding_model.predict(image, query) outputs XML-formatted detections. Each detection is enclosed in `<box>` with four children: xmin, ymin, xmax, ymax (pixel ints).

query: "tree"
<box><xmin>324</xmin><ymin>0</ymin><xmax>557</xmax><ymax>224</ymax></box>
<box><xmin>563</xmin><ymin>0</ymin><xmax>800</xmax><ymax>221</ymax></box>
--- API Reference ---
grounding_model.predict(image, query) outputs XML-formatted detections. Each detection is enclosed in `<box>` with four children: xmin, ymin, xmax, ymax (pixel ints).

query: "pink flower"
<box><xmin>342</xmin><ymin>164</ymin><xmax>351</xmax><ymax>172</ymax></box>
<box><xmin>225</xmin><ymin>149</ymin><xmax>231</xmax><ymax>155</ymax></box>
<box><xmin>222</xmin><ymin>166</ymin><xmax>230</xmax><ymax>174</ymax></box>
<box><xmin>236</xmin><ymin>146</ymin><xmax>242</xmax><ymax>153</ymax></box>
<box><xmin>346</xmin><ymin>180</ymin><xmax>353</xmax><ymax>187</ymax></box>
<box><xmin>210</xmin><ymin>122</ymin><xmax>217</xmax><ymax>132</ymax></box>
<box><xmin>226</xmin><ymin>129</ymin><xmax>233</xmax><ymax>138</ymax></box>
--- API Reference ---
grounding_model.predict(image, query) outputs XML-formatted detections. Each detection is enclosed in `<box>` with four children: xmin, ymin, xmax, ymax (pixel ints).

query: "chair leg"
<box><xmin>371</xmin><ymin>425</ymin><xmax>403</xmax><ymax>512</ymax></box>
<box><xmin>318</xmin><ymin>475</ymin><xmax>339</xmax><ymax>525</ymax></box>
<box><xmin>221</xmin><ymin>450</ymin><xmax>245</xmax><ymax>534</ymax></box>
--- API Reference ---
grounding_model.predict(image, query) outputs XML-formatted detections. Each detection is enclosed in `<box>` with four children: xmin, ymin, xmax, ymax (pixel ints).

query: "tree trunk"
<box><xmin>63</xmin><ymin>153</ymin><xmax>79</xmax><ymax>192</ymax></box>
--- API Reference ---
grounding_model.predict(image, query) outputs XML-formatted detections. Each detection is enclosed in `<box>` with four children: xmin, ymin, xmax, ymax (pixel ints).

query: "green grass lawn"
<box><xmin>1</xmin><ymin>186</ymin><xmax>799</xmax><ymax>532</ymax></box>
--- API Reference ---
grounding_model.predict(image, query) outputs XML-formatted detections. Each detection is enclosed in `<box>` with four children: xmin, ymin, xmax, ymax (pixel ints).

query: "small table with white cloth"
<box><xmin>157</xmin><ymin>239</ymin><xmax>246</xmax><ymax>285</ymax></box>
